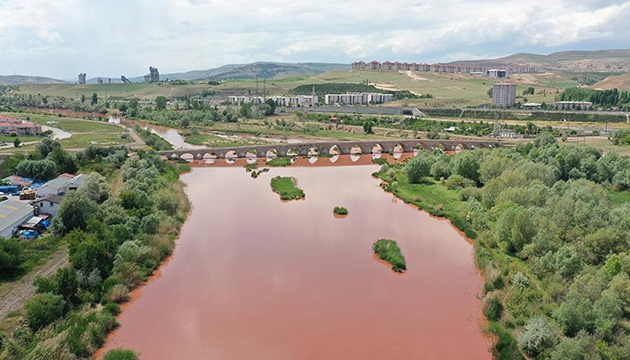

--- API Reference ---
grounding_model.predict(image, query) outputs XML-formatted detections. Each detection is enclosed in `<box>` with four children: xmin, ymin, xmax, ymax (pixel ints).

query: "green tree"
<box><xmin>52</xmin><ymin>190</ymin><xmax>99</xmax><ymax>234</ymax></box>
<box><xmin>363</xmin><ymin>121</ymin><xmax>374</xmax><ymax>134</ymax></box>
<box><xmin>553</xmin><ymin>290</ymin><xmax>595</xmax><ymax>336</ymax></box>
<box><xmin>91</xmin><ymin>92</ymin><xmax>98</xmax><ymax>105</ymax></box>
<box><xmin>24</xmin><ymin>293</ymin><xmax>65</xmax><ymax>331</ymax></box>
<box><xmin>79</xmin><ymin>173</ymin><xmax>110</xmax><ymax>203</ymax></box>
<box><xmin>264</xmin><ymin>99</ymin><xmax>276</xmax><ymax>116</ymax></box>
<box><xmin>405</xmin><ymin>155</ymin><xmax>431</xmax><ymax>184</ymax></box>
<box><xmin>0</xmin><ymin>238</ymin><xmax>23</xmax><ymax>279</ymax></box>
<box><xmin>47</xmin><ymin>147</ymin><xmax>77</xmax><ymax>174</ymax></box>
<box><xmin>240</xmin><ymin>103</ymin><xmax>253</xmax><ymax>119</ymax></box>
<box><xmin>12</xmin><ymin>137</ymin><xmax>20</xmax><ymax>147</ymax></box>
<box><xmin>68</xmin><ymin>230</ymin><xmax>110</xmax><ymax>278</ymax></box>
<box><xmin>155</xmin><ymin>96</ymin><xmax>167</xmax><ymax>111</ymax></box>
<box><xmin>453</xmin><ymin>151</ymin><xmax>480</xmax><ymax>183</ymax></box>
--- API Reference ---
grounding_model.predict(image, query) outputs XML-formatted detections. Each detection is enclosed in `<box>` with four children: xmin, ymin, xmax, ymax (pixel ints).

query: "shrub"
<box><xmin>519</xmin><ymin>316</ymin><xmax>557</xmax><ymax>357</ymax></box>
<box><xmin>104</xmin><ymin>349</ymin><xmax>140</xmax><ymax>360</ymax></box>
<box><xmin>373</xmin><ymin>239</ymin><xmax>406</xmax><ymax>272</ymax></box>
<box><xmin>0</xmin><ymin>238</ymin><xmax>23</xmax><ymax>279</ymax></box>
<box><xmin>333</xmin><ymin>206</ymin><xmax>348</xmax><ymax>215</ymax></box>
<box><xmin>106</xmin><ymin>284</ymin><xmax>130</xmax><ymax>303</ymax></box>
<box><xmin>444</xmin><ymin>174</ymin><xmax>476</xmax><ymax>190</ymax></box>
<box><xmin>483</xmin><ymin>295</ymin><xmax>503</xmax><ymax>321</ymax></box>
<box><xmin>25</xmin><ymin>293</ymin><xmax>65</xmax><ymax>331</ymax></box>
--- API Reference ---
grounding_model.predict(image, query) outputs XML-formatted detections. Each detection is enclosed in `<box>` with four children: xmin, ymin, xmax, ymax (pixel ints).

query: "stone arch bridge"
<box><xmin>159</xmin><ymin>139</ymin><xmax>501</xmax><ymax>160</ymax></box>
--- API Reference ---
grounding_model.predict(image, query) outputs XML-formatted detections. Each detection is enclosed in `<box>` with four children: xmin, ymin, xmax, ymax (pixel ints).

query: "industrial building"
<box><xmin>324</xmin><ymin>93</ymin><xmax>394</xmax><ymax>105</ymax></box>
<box><xmin>78</xmin><ymin>73</ymin><xmax>86</xmax><ymax>84</ymax></box>
<box><xmin>144</xmin><ymin>67</ymin><xmax>160</xmax><ymax>83</ymax></box>
<box><xmin>37</xmin><ymin>174</ymin><xmax>86</xmax><ymax>198</ymax></box>
<box><xmin>492</xmin><ymin>83</ymin><xmax>517</xmax><ymax>107</ymax></box>
<box><xmin>486</xmin><ymin>69</ymin><xmax>507</xmax><ymax>78</ymax></box>
<box><xmin>0</xmin><ymin>200</ymin><xmax>35</xmax><ymax>238</ymax></box>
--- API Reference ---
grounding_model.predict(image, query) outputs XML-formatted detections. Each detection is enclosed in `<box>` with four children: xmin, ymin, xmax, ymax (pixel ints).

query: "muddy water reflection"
<box><xmin>98</xmin><ymin>163</ymin><xmax>492</xmax><ymax>360</ymax></box>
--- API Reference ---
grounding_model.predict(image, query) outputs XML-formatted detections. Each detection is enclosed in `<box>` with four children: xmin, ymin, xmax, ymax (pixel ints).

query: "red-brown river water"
<box><xmin>96</xmin><ymin>161</ymin><xmax>492</xmax><ymax>360</ymax></box>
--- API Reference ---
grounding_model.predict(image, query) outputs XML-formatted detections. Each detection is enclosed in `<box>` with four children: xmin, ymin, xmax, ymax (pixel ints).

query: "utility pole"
<box><xmin>256</xmin><ymin>75</ymin><xmax>259</xmax><ymax>97</ymax></box>
<box><xmin>263</xmin><ymin>78</ymin><xmax>266</xmax><ymax>102</ymax></box>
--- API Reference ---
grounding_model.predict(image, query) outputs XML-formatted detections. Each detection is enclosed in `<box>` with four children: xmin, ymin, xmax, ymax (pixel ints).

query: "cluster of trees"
<box><xmin>557</xmin><ymin>88</ymin><xmax>630</xmax><ymax>109</ymax></box>
<box><xmin>291</xmin><ymin>83</ymin><xmax>430</xmax><ymax>100</ymax></box>
<box><xmin>132</xmin><ymin>125</ymin><xmax>172</xmax><ymax>151</ymax></box>
<box><xmin>0</xmin><ymin>139</ymin><xmax>77</xmax><ymax>180</ymax></box>
<box><xmin>0</xmin><ymin>94</ymin><xmax>109</xmax><ymax>114</ymax></box>
<box><xmin>0</xmin><ymin>151</ymin><xmax>188</xmax><ymax>359</ymax></box>
<box><xmin>1</xmin><ymin>141</ymin><xmax>128</xmax><ymax>181</ymax></box>
<box><xmin>382</xmin><ymin>135</ymin><xmax>630</xmax><ymax>358</ymax></box>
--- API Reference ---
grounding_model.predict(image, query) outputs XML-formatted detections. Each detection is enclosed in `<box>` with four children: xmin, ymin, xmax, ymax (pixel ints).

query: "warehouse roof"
<box><xmin>0</xmin><ymin>200</ymin><xmax>34</xmax><ymax>233</ymax></box>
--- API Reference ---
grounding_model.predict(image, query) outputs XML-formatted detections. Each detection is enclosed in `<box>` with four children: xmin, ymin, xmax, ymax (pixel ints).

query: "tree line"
<box><xmin>377</xmin><ymin>134</ymin><xmax>630</xmax><ymax>359</ymax></box>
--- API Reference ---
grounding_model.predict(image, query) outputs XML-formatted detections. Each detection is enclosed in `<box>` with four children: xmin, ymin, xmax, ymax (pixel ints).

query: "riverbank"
<box><xmin>0</xmin><ymin>153</ymin><xmax>192</xmax><ymax>360</ymax></box>
<box><xmin>372</xmin><ymin>163</ymin><xmax>518</xmax><ymax>358</ymax></box>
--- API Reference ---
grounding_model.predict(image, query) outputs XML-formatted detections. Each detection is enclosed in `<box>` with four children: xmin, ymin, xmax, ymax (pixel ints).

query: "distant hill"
<box><xmin>130</xmin><ymin>62</ymin><xmax>350</xmax><ymax>82</ymax></box>
<box><xmin>0</xmin><ymin>75</ymin><xmax>66</xmax><ymax>85</ymax></box>
<box><xmin>448</xmin><ymin>50</ymin><xmax>630</xmax><ymax>72</ymax></box>
<box><xmin>594</xmin><ymin>73</ymin><xmax>630</xmax><ymax>90</ymax></box>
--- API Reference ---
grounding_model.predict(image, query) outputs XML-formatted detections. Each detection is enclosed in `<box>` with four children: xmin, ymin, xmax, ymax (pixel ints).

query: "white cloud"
<box><xmin>0</xmin><ymin>0</ymin><xmax>629</xmax><ymax>78</ymax></box>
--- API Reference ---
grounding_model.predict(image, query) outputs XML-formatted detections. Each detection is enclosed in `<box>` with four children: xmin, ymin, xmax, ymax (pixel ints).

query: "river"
<box><xmin>96</xmin><ymin>161</ymin><xmax>492</xmax><ymax>360</ymax></box>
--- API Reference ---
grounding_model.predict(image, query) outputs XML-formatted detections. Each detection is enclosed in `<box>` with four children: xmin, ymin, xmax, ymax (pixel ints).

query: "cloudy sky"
<box><xmin>1</xmin><ymin>0</ymin><xmax>630</xmax><ymax>79</ymax></box>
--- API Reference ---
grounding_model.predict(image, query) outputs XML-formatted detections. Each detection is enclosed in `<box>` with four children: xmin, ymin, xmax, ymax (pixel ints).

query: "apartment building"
<box><xmin>492</xmin><ymin>83</ymin><xmax>517</xmax><ymax>107</ymax></box>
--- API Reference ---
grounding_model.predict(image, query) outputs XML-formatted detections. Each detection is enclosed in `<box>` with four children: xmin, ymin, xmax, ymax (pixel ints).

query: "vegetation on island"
<box><xmin>375</xmin><ymin>133</ymin><xmax>630</xmax><ymax>359</ymax></box>
<box><xmin>103</xmin><ymin>348</ymin><xmax>139</xmax><ymax>360</ymax></box>
<box><xmin>0</xmin><ymin>148</ymin><xmax>190</xmax><ymax>360</ymax></box>
<box><xmin>266</xmin><ymin>157</ymin><xmax>292</xmax><ymax>167</ymax></box>
<box><xmin>373</xmin><ymin>239</ymin><xmax>406</xmax><ymax>273</ymax></box>
<box><xmin>270</xmin><ymin>176</ymin><xmax>305</xmax><ymax>200</ymax></box>
<box><xmin>333</xmin><ymin>206</ymin><xmax>348</xmax><ymax>215</ymax></box>
<box><xmin>251</xmin><ymin>168</ymin><xmax>269</xmax><ymax>179</ymax></box>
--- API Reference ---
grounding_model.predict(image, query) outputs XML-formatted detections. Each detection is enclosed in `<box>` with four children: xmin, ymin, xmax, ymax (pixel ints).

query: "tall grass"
<box><xmin>373</xmin><ymin>239</ymin><xmax>406</xmax><ymax>273</ymax></box>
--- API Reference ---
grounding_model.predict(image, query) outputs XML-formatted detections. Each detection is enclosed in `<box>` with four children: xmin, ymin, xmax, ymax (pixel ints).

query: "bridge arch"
<box><xmin>308</xmin><ymin>146</ymin><xmax>320</xmax><ymax>157</ymax></box>
<box><xmin>350</xmin><ymin>144</ymin><xmax>362</xmax><ymax>155</ymax></box>
<box><xmin>225</xmin><ymin>150</ymin><xmax>238</xmax><ymax>159</ymax></box>
<box><xmin>266</xmin><ymin>149</ymin><xmax>278</xmax><ymax>158</ymax></box>
<box><xmin>372</xmin><ymin>144</ymin><xmax>383</xmax><ymax>154</ymax></box>
<box><xmin>180</xmin><ymin>153</ymin><xmax>195</xmax><ymax>162</ymax></box>
<box><xmin>287</xmin><ymin>147</ymin><xmax>299</xmax><ymax>157</ymax></box>
<box><xmin>328</xmin><ymin>145</ymin><xmax>341</xmax><ymax>155</ymax></box>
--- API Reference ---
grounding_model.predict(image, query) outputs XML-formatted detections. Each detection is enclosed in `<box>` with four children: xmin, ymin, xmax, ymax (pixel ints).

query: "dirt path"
<box><xmin>403</xmin><ymin>70</ymin><xmax>429</xmax><ymax>82</ymax></box>
<box><xmin>0</xmin><ymin>247</ymin><xmax>69</xmax><ymax>320</ymax></box>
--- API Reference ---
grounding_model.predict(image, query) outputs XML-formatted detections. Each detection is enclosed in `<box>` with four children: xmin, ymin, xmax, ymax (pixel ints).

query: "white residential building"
<box><xmin>324</xmin><ymin>93</ymin><xmax>394</xmax><ymax>105</ymax></box>
<box><xmin>33</xmin><ymin>194</ymin><xmax>63</xmax><ymax>216</ymax></box>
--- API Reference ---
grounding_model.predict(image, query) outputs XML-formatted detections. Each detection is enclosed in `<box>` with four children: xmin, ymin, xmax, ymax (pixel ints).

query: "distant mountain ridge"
<box><xmin>0</xmin><ymin>75</ymin><xmax>67</xmax><ymax>85</ymax></box>
<box><xmin>447</xmin><ymin>50</ymin><xmax>630</xmax><ymax>72</ymax></box>
<box><xmin>130</xmin><ymin>62</ymin><xmax>350</xmax><ymax>82</ymax></box>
